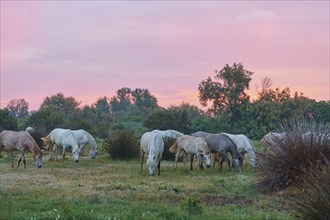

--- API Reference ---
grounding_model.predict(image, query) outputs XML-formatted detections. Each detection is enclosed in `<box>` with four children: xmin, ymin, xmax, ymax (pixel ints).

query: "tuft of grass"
<box><xmin>103</xmin><ymin>129</ymin><xmax>139</xmax><ymax>160</ymax></box>
<box><xmin>180</xmin><ymin>195</ymin><xmax>203</xmax><ymax>215</ymax></box>
<box><xmin>295</xmin><ymin>161</ymin><xmax>330</xmax><ymax>219</ymax></box>
<box><xmin>257</xmin><ymin>118</ymin><xmax>330</xmax><ymax>192</ymax></box>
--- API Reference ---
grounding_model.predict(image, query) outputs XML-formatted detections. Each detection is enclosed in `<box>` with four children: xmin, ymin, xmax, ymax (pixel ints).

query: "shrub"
<box><xmin>103</xmin><ymin>129</ymin><xmax>139</xmax><ymax>160</ymax></box>
<box><xmin>295</xmin><ymin>162</ymin><xmax>330</xmax><ymax>220</ymax></box>
<box><xmin>257</xmin><ymin>118</ymin><xmax>330</xmax><ymax>192</ymax></box>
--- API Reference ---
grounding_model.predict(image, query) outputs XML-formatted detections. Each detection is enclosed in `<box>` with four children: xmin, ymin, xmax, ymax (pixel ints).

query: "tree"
<box><xmin>0</xmin><ymin>108</ymin><xmax>18</xmax><ymax>131</ymax></box>
<box><xmin>310</xmin><ymin>101</ymin><xmax>330</xmax><ymax>125</ymax></box>
<box><xmin>6</xmin><ymin>98</ymin><xmax>29</xmax><ymax>118</ymax></box>
<box><xmin>131</xmin><ymin>88</ymin><xmax>159</xmax><ymax>111</ymax></box>
<box><xmin>198</xmin><ymin>63</ymin><xmax>253</xmax><ymax>116</ymax></box>
<box><xmin>143</xmin><ymin>109</ymin><xmax>176</xmax><ymax>130</ymax></box>
<box><xmin>40</xmin><ymin>93</ymin><xmax>80</xmax><ymax>122</ymax></box>
<box><xmin>24</xmin><ymin>108</ymin><xmax>64</xmax><ymax>134</ymax></box>
<box><xmin>110</xmin><ymin>88</ymin><xmax>132</xmax><ymax>112</ymax></box>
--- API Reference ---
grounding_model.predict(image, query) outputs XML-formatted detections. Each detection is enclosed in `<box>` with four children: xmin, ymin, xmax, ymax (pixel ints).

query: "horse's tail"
<box><xmin>169</xmin><ymin>141</ymin><xmax>178</xmax><ymax>153</ymax></box>
<box><xmin>222</xmin><ymin>134</ymin><xmax>240</xmax><ymax>158</ymax></box>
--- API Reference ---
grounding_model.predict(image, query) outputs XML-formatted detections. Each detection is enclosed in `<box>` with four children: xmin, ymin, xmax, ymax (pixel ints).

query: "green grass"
<box><xmin>0</xmin><ymin>149</ymin><xmax>295</xmax><ymax>220</ymax></box>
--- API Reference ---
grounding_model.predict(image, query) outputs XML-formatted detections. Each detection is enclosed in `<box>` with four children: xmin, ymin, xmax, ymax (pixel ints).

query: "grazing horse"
<box><xmin>42</xmin><ymin>128</ymin><xmax>80</xmax><ymax>163</ymax></box>
<box><xmin>191</xmin><ymin>131</ymin><xmax>241</xmax><ymax>172</ymax></box>
<box><xmin>222</xmin><ymin>133</ymin><xmax>257</xmax><ymax>169</ymax></box>
<box><xmin>140</xmin><ymin>131</ymin><xmax>164</xmax><ymax>176</ymax></box>
<box><xmin>153</xmin><ymin>129</ymin><xmax>184</xmax><ymax>140</ymax></box>
<box><xmin>261</xmin><ymin>132</ymin><xmax>287</xmax><ymax>148</ymax></box>
<box><xmin>169</xmin><ymin>135</ymin><xmax>211</xmax><ymax>171</ymax></box>
<box><xmin>71</xmin><ymin>129</ymin><xmax>98</xmax><ymax>159</ymax></box>
<box><xmin>0</xmin><ymin>130</ymin><xmax>43</xmax><ymax>168</ymax></box>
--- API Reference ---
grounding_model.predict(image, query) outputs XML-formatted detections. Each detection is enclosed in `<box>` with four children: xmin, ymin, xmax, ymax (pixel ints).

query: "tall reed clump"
<box><xmin>257</xmin><ymin>118</ymin><xmax>330</xmax><ymax>192</ymax></box>
<box><xmin>103</xmin><ymin>129</ymin><xmax>139</xmax><ymax>160</ymax></box>
<box><xmin>295</xmin><ymin>159</ymin><xmax>329</xmax><ymax>220</ymax></box>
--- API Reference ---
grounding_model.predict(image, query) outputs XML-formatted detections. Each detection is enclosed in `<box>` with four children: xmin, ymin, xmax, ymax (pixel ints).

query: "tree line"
<box><xmin>1</xmin><ymin>63</ymin><xmax>329</xmax><ymax>140</ymax></box>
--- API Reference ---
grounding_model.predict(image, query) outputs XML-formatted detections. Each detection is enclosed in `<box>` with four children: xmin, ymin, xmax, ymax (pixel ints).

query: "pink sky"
<box><xmin>1</xmin><ymin>1</ymin><xmax>329</xmax><ymax>111</ymax></box>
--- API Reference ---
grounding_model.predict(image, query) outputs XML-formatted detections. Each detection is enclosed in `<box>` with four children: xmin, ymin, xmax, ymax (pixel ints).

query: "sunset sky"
<box><xmin>1</xmin><ymin>1</ymin><xmax>329</xmax><ymax>111</ymax></box>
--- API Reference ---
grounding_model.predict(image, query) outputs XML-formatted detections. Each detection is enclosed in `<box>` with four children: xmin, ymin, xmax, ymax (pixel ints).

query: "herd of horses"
<box><xmin>0</xmin><ymin>127</ymin><xmax>263</xmax><ymax>177</ymax></box>
<box><xmin>0</xmin><ymin>128</ymin><xmax>98</xmax><ymax>169</ymax></box>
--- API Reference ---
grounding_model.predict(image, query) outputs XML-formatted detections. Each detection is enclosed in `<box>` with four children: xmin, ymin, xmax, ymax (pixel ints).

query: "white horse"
<box><xmin>153</xmin><ymin>129</ymin><xmax>184</xmax><ymax>140</ymax></box>
<box><xmin>222</xmin><ymin>133</ymin><xmax>256</xmax><ymax>169</ymax></box>
<box><xmin>71</xmin><ymin>129</ymin><xmax>98</xmax><ymax>159</ymax></box>
<box><xmin>169</xmin><ymin>135</ymin><xmax>211</xmax><ymax>171</ymax></box>
<box><xmin>41</xmin><ymin>128</ymin><xmax>80</xmax><ymax>163</ymax></box>
<box><xmin>261</xmin><ymin>132</ymin><xmax>287</xmax><ymax>148</ymax></box>
<box><xmin>140</xmin><ymin>131</ymin><xmax>164</xmax><ymax>176</ymax></box>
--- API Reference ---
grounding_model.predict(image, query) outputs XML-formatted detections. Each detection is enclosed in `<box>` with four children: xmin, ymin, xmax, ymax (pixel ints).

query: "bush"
<box><xmin>103</xmin><ymin>129</ymin><xmax>139</xmax><ymax>160</ymax></box>
<box><xmin>257</xmin><ymin>118</ymin><xmax>330</xmax><ymax>192</ymax></box>
<box><xmin>295</xmin><ymin>162</ymin><xmax>330</xmax><ymax>220</ymax></box>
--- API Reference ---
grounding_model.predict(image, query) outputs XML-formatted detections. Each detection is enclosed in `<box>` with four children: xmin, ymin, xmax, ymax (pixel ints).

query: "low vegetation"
<box><xmin>1</xmin><ymin>149</ymin><xmax>294</xmax><ymax>220</ymax></box>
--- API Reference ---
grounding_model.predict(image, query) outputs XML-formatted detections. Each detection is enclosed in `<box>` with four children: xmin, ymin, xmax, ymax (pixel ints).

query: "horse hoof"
<box><xmin>75</xmin><ymin>160</ymin><xmax>79</xmax><ymax>163</ymax></box>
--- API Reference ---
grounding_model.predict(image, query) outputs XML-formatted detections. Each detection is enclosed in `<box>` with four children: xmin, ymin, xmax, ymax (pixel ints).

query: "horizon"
<box><xmin>1</xmin><ymin>1</ymin><xmax>329</xmax><ymax>111</ymax></box>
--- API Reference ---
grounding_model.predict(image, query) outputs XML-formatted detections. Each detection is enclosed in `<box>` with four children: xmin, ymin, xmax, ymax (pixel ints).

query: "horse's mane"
<box><xmin>24</xmin><ymin>131</ymin><xmax>42</xmax><ymax>155</ymax></box>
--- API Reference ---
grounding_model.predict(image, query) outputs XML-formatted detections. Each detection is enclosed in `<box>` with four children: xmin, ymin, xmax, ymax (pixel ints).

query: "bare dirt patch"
<box><xmin>201</xmin><ymin>194</ymin><xmax>254</xmax><ymax>206</ymax></box>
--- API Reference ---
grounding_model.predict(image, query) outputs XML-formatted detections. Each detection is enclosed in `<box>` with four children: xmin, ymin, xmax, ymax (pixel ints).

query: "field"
<box><xmin>0</xmin><ymin>146</ymin><xmax>296</xmax><ymax>220</ymax></box>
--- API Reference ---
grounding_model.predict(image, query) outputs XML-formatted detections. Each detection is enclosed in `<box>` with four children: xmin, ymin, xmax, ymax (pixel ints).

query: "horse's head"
<box><xmin>35</xmin><ymin>155</ymin><xmax>43</xmax><ymax>168</ymax></box>
<box><xmin>33</xmin><ymin>148</ymin><xmax>43</xmax><ymax>168</ymax></box>
<box><xmin>89</xmin><ymin>149</ymin><xmax>98</xmax><ymax>159</ymax></box>
<box><xmin>146</xmin><ymin>157</ymin><xmax>156</xmax><ymax>176</ymax></box>
<box><xmin>203</xmin><ymin>153</ymin><xmax>211</xmax><ymax>168</ymax></box>
<box><xmin>72</xmin><ymin>147</ymin><xmax>80</xmax><ymax>163</ymax></box>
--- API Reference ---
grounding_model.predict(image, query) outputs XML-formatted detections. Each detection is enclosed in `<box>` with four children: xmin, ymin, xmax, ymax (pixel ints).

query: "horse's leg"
<box><xmin>17</xmin><ymin>151</ymin><xmax>25</xmax><ymax>168</ymax></box>
<box><xmin>183</xmin><ymin>152</ymin><xmax>188</xmax><ymax>171</ymax></box>
<box><xmin>196</xmin><ymin>154</ymin><xmax>202</xmax><ymax>171</ymax></box>
<box><xmin>218</xmin><ymin>152</ymin><xmax>229</xmax><ymax>172</ymax></box>
<box><xmin>22</xmin><ymin>153</ymin><xmax>26</xmax><ymax>168</ymax></box>
<box><xmin>80</xmin><ymin>144</ymin><xmax>85</xmax><ymax>156</ymax></box>
<box><xmin>239</xmin><ymin>153</ymin><xmax>245</xmax><ymax>170</ymax></box>
<box><xmin>140</xmin><ymin>151</ymin><xmax>144</xmax><ymax>172</ymax></box>
<box><xmin>211</xmin><ymin>153</ymin><xmax>217</xmax><ymax>168</ymax></box>
<box><xmin>157</xmin><ymin>160</ymin><xmax>161</xmax><ymax>176</ymax></box>
<box><xmin>8</xmin><ymin>150</ymin><xmax>14</xmax><ymax>168</ymax></box>
<box><xmin>175</xmin><ymin>150</ymin><xmax>181</xmax><ymax>170</ymax></box>
<box><xmin>62</xmin><ymin>145</ymin><xmax>66</xmax><ymax>162</ymax></box>
<box><xmin>190</xmin><ymin>155</ymin><xmax>194</xmax><ymax>170</ymax></box>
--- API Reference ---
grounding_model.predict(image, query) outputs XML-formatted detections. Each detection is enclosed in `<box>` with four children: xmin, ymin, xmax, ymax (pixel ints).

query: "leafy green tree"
<box><xmin>198</xmin><ymin>63</ymin><xmax>253</xmax><ymax>118</ymax></box>
<box><xmin>6</xmin><ymin>98</ymin><xmax>29</xmax><ymax>118</ymax></box>
<box><xmin>309</xmin><ymin>100</ymin><xmax>330</xmax><ymax>125</ymax></box>
<box><xmin>110</xmin><ymin>88</ymin><xmax>132</xmax><ymax>112</ymax></box>
<box><xmin>167</xmin><ymin>102</ymin><xmax>204</xmax><ymax>134</ymax></box>
<box><xmin>40</xmin><ymin>93</ymin><xmax>80</xmax><ymax>122</ymax></box>
<box><xmin>24</xmin><ymin>108</ymin><xmax>64</xmax><ymax>134</ymax></box>
<box><xmin>143</xmin><ymin>109</ymin><xmax>176</xmax><ymax>130</ymax></box>
<box><xmin>0</xmin><ymin>108</ymin><xmax>18</xmax><ymax>131</ymax></box>
<box><xmin>131</xmin><ymin>88</ymin><xmax>159</xmax><ymax>111</ymax></box>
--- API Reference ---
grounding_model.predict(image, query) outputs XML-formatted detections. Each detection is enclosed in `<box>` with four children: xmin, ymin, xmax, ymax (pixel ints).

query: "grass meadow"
<box><xmin>0</xmin><ymin>141</ymin><xmax>296</xmax><ymax>220</ymax></box>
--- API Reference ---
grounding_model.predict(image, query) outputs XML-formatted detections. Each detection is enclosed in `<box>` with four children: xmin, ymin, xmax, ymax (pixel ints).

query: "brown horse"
<box><xmin>0</xmin><ymin>130</ymin><xmax>43</xmax><ymax>168</ymax></box>
<box><xmin>169</xmin><ymin>135</ymin><xmax>211</xmax><ymax>171</ymax></box>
